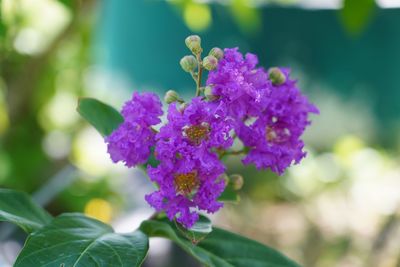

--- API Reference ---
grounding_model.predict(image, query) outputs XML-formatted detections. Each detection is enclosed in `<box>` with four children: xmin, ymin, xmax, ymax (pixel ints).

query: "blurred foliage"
<box><xmin>220</xmin><ymin>134</ymin><xmax>400</xmax><ymax>267</ymax></box>
<box><xmin>340</xmin><ymin>0</ymin><xmax>376</xmax><ymax>35</ymax></box>
<box><xmin>229</xmin><ymin>0</ymin><xmax>262</xmax><ymax>34</ymax></box>
<box><xmin>168</xmin><ymin>0</ymin><xmax>377</xmax><ymax>35</ymax></box>
<box><xmin>0</xmin><ymin>0</ymin><xmax>119</xmax><ymax>213</ymax></box>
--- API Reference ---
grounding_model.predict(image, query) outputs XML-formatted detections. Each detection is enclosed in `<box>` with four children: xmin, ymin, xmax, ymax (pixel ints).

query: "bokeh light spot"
<box><xmin>334</xmin><ymin>135</ymin><xmax>365</xmax><ymax>165</ymax></box>
<box><xmin>183</xmin><ymin>3</ymin><xmax>212</xmax><ymax>32</ymax></box>
<box><xmin>72</xmin><ymin>127</ymin><xmax>116</xmax><ymax>177</ymax></box>
<box><xmin>84</xmin><ymin>198</ymin><xmax>112</xmax><ymax>223</ymax></box>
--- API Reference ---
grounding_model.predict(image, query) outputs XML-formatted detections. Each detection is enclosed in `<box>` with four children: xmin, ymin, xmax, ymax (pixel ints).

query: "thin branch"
<box><xmin>195</xmin><ymin>53</ymin><xmax>203</xmax><ymax>97</ymax></box>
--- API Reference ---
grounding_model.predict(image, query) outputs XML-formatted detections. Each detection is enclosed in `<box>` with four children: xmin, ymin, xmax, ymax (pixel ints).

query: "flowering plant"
<box><xmin>0</xmin><ymin>35</ymin><xmax>317</xmax><ymax>267</ymax></box>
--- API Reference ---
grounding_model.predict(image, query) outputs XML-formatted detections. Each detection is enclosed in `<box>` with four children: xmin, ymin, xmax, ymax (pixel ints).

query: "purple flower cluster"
<box><xmin>105</xmin><ymin>92</ymin><xmax>162</xmax><ymax>167</ymax></box>
<box><xmin>207</xmin><ymin>48</ymin><xmax>270</xmax><ymax>119</ymax></box>
<box><xmin>105</xmin><ymin>47</ymin><xmax>318</xmax><ymax>228</ymax></box>
<box><xmin>145</xmin><ymin>98</ymin><xmax>232</xmax><ymax>227</ymax></box>
<box><xmin>207</xmin><ymin>48</ymin><xmax>319</xmax><ymax>174</ymax></box>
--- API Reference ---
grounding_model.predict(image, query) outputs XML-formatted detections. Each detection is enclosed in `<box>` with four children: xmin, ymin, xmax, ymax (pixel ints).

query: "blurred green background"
<box><xmin>1</xmin><ymin>0</ymin><xmax>400</xmax><ymax>266</ymax></box>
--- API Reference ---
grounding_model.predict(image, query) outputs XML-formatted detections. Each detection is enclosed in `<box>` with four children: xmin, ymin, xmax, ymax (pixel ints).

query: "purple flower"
<box><xmin>145</xmin><ymin>152</ymin><xmax>226</xmax><ymax>228</ymax></box>
<box><xmin>145</xmin><ymin>98</ymin><xmax>231</xmax><ymax>228</ymax></box>
<box><xmin>237</xmin><ymin>68</ymin><xmax>319</xmax><ymax>174</ymax></box>
<box><xmin>121</xmin><ymin>92</ymin><xmax>163</xmax><ymax>126</ymax></box>
<box><xmin>158</xmin><ymin>97</ymin><xmax>233</xmax><ymax>151</ymax></box>
<box><xmin>105</xmin><ymin>92</ymin><xmax>163</xmax><ymax>167</ymax></box>
<box><xmin>105</xmin><ymin>122</ymin><xmax>156</xmax><ymax>167</ymax></box>
<box><xmin>208</xmin><ymin>48</ymin><xmax>318</xmax><ymax>174</ymax></box>
<box><xmin>206</xmin><ymin>47</ymin><xmax>271</xmax><ymax>119</ymax></box>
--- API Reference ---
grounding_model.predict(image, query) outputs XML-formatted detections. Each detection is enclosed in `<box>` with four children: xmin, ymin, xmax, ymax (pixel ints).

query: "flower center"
<box><xmin>266</xmin><ymin>126</ymin><xmax>278</xmax><ymax>142</ymax></box>
<box><xmin>174</xmin><ymin>171</ymin><xmax>198</xmax><ymax>195</ymax></box>
<box><xmin>266</xmin><ymin>126</ymin><xmax>290</xmax><ymax>143</ymax></box>
<box><xmin>183</xmin><ymin>123</ymin><xmax>210</xmax><ymax>144</ymax></box>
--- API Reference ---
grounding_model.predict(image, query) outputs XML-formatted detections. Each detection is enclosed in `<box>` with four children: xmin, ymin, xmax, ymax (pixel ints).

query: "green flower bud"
<box><xmin>268</xmin><ymin>67</ymin><xmax>286</xmax><ymax>85</ymax></box>
<box><xmin>202</xmin><ymin>55</ymin><xmax>218</xmax><ymax>71</ymax></box>
<box><xmin>229</xmin><ymin>174</ymin><xmax>244</xmax><ymax>191</ymax></box>
<box><xmin>180</xmin><ymin>55</ymin><xmax>197</xmax><ymax>73</ymax></box>
<box><xmin>204</xmin><ymin>85</ymin><xmax>218</xmax><ymax>101</ymax></box>
<box><xmin>209</xmin><ymin>47</ymin><xmax>224</xmax><ymax>60</ymax></box>
<box><xmin>218</xmin><ymin>173</ymin><xmax>230</xmax><ymax>186</ymax></box>
<box><xmin>164</xmin><ymin>90</ymin><xmax>182</xmax><ymax>104</ymax></box>
<box><xmin>185</xmin><ymin>35</ymin><xmax>202</xmax><ymax>54</ymax></box>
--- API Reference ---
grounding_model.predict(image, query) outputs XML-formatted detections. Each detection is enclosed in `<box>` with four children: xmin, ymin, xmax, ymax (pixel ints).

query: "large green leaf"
<box><xmin>15</xmin><ymin>213</ymin><xmax>149</xmax><ymax>267</ymax></box>
<box><xmin>0</xmin><ymin>189</ymin><xmax>52</xmax><ymax>233</ymax></box>
<box><xmin>77</xmin><ymin>98</ymin><xmax>123</xmax><ymax>136</ymax></box>
<box><xmin>140</xmin><ymin>218</ymin><xmax>301</xmax><ymax>267</ymax></box>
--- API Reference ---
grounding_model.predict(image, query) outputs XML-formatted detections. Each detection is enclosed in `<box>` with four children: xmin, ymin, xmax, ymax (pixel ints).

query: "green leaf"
<box><xmin>140</xmin><ymin>218</ymin><xmax>301</xmax><ymax>267</ymax></box>
<box><xmin>0</xmin><ymin>189</ymin><xmax>52</xmax><ymax>233</ymax></box>
<box><xmin>218</xmin><ymin>184</ymin><xmax>240</xmax><ymax>203</ymax></box>
<box><xmin>175</xmin><ymin>214</ymin><xmax>212</xmax><ymax>244</ymax></box>
<box><xmin>15</xmin><ymin>213</ymin><xmax>149</xmax><ymax>267</ymax></box>
<box><xmin>340</xmin><ymin>0</ymin><xmax>376</xmax><ymax>35</ymax></box>
<box><xmin>77</xmin><ymin>98</ymin><xmax>123</xmax><ymax>136</ymax></box>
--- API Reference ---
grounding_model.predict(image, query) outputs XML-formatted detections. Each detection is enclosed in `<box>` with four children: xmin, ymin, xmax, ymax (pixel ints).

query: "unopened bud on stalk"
<box><xmin>185</xmin><ymin>35</ymin><xmax>202</xmax><ymax>54</ymax></box>
<box><xmin>268</xmin><ymin>67</ymin><xmax>286</xmax><ymax>85</ymax></box>
<box><xmin>229</xmin><ymin>174</ymin><xmax>244</xmax><ymax>190</ymax></box>
<box><xmin>164</xmin><ymin>90</ymin><xmax>182</xmax><ymax>104</ymax></box>
<box><xmin>203</xmin><ymin>55</ymin><xmax>218</xmax><ymax>71</ymax></box>
<box><xmin>204</xmin><ymin>85</ymin><xmax>218</xmax><ymax>101</ymax></box>
<box><xmin>218</xmin><ymin>173</ymin><xmax>230</xmax><ymax>186</ymax></box>
<box><xmin>180</xmin><ymin>55</ymin><xmax>197</xmax><ymax>73</ymax></box>
<box><xmin>209</xmin><ymin>47</ymin><xmax>224</xmax><ymax>60</ymax></box>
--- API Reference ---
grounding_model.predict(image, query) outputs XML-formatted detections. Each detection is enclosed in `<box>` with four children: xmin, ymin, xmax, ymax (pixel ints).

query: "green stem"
<box><xmin>219</xmin><ymin>148</ymin><xmax>247</xmax><ymax>160</ymax></box>
<box><xmin>190</xmin><ymin>72</ymin><xmax>198</xmax><ymax>83</ymax></box>
<box><xmin>228</xmin><ymin>149</ymin><xmax>247</xmax><ymax>155</ymax></box>
<box><xmin>195</xmin><ymin>53</ymin><xmax>203</xmax><ymax>97</ymax></box>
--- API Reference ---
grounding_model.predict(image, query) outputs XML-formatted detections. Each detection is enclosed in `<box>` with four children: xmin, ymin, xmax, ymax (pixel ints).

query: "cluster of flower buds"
<box><xmin>220</xmin><ymin>173</ymin><xmax>244</xmax><ymax>191</ymax></box>
<box><xmin>180</xmin><ymin>35</ymin><xmax>223</xmax><ymax>75</ymax></box>
<box><xmin>105</xmin><ymin>35</ymin><xmax>318</xmax><ymax>228</ymax></box>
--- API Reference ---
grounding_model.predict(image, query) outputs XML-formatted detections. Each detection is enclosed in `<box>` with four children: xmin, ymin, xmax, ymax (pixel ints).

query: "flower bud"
<box><xmin>218</xmin><ymin>173</ymin><xmax>230</xmax><ymax>186</ymax></box>
<box><xmin>185</xmin><ymin>35</ymin><xmax>202</xmax><ymax>54</ymax></box>
<box><xmin>164</xmin><ymin>90</ymin><xmax>181</xmax><ymax>104</ymax></box>
<box><xmin>204</xmin><ymin>85</ymin><xmax>218</xmax><ymax>101</ymax></box>
<box><xmin>229</xmin><ymin>174</ymin><xmax>244</xmax><ymax>190</ymax></box>
<box><xmin>202</xmin><ymin>55</ymin><xmax>218</xmax><ymax>71</ymax></box>
<box><xmin>180</xmin><ymin>55</ymin><xmax>197</xmax><ymax>73</ymax></box>
<box><xmin>268</xmin><ymin>67</ymin><xmax>286</xmax><ymax>85</ymax></box>
<box><xmin>209</xmin><ymin>47</ymin><xmax>224</xmax><ymax>60</ymax></box>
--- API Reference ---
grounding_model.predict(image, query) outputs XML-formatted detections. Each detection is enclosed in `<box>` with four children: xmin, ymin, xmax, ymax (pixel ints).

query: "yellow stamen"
<box><xmin>266</xmin><ymin>126</ymin><xmax>278</xmax><ymax>142</ymax></box>
<box><xmin>183</xmin><ymin>123</ymin><xmax>210</xmax><ymax>144</ymax></box>
<box><xmin>174</xmin><ymin>171</ymin><xmax>198</xmax><ymax>195</ymax></box>
<box><xmin>266</xmin><ymin>126</ymin><xmax>290</xmax><ymax>143</ymax></box>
